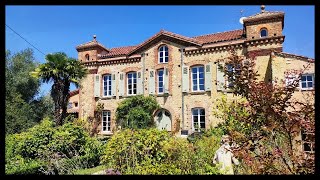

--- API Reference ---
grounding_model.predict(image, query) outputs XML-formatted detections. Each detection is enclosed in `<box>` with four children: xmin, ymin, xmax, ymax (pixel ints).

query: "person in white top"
<box><xmin>213</xmin><ymin>135</ymin><xmax>239</xmax><ymax>174</ymax></box>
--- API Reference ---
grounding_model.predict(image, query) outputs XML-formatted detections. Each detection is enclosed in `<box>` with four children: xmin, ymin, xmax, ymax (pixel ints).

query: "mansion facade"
<box><xmin>68</xmin><ymin>5</ymin><xmax>314</xmax><ymax>152</ymax></box>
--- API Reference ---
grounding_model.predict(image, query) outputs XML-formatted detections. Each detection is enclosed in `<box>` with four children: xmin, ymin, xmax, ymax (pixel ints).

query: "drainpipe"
<box><xmin>180</xmin><ymin>47</ymin><xmax>185</xmax><ymax>131</ymax></box>
<box><xmin>141</xmin><ymin>52</ymin><xmax>146</xmax><ymax>95</ymax></box>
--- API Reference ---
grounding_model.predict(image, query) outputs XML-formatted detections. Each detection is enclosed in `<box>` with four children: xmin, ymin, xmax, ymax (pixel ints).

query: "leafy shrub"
<box><xmin>115</xmin><ymin>95</ymin><xmax>160</xmax><ymax>129</ymax></box>
<box><xmin>5</xmin><ymin>155</ymin><xmax>45</xmax><ymax>175</ymax></box>
<box><xmin>5</xmin><ymin>117</ymin><xmax>103</xmax><ymax>175</ymax></box>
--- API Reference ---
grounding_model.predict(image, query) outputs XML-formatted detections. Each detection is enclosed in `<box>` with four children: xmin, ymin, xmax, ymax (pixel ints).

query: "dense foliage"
<box><xmin>5</xmin><ymin>49</ymin><xmax>54</xmax><ymax>134</ymax></box>
<box><xmin>101</xmin><ymin>128</ymin><xmax>222</xmax><ymax>175</ymax></box>
<box><xmin>115</xmin><ymin>95</ymin><xmax>160</xmax><ymax>129</ymax></box>
<box><xmin>5</xmin><ymin>118</ymin><xmax>104</xmax><ymax>175</ymax></box>
<box><xmin>215</xmin><ymin>48</ymin><xmax>315</xmax><ymax>174</ymax></box>
<box><xmin>31</xmin><ymin>52</ymin><xmax>87</xmax><ymax>126</ymax></box>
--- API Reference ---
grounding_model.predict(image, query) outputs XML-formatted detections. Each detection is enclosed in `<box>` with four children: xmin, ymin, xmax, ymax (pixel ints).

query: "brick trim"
<box><xmin>89</xmin><ymin>69</ymin><xmax>98</xmax><ymax>74</ymax></box>
<box><xmin>247</xmin><ymin>47</ymin><xmax>283</xmax><ymax>58</ymax></box>
<box><xmin>185</xmin><ymin>60</ymin><xmax>207</xmax><ymax>67</ymax></box>
<box><xmin>121</xmin><ymin>67</ymin><xmax>141</xmax><ymax>73</ymax></box>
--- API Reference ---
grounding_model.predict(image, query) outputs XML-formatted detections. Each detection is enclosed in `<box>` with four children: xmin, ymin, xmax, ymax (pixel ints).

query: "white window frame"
<box><xmin>260</xmin><ymin>28</ymin><xmax>268</xmax><ymax>37</ymax></box>
<box><xmin>103</xmin><ymin>74</ymin><xmax>112</xmax><ymax>97</ymax></box>
<box><xmin>191</xmin><ymin>66</ymin><xmax>205</xmax><ymax>92</ymax></box>
<box><xmin>127</xmin><ymin>72</ymin><xmax>137</xmax><ymax>96</ymax></box>
<box><xmin>157</xmin><ymin>69</ymin><xmax>164</xmax><ymax>94</ymax></box>
<box><xmin>301</xmin><ymin>130</ymin><xmax>315</xmax><ymax>154</ymax></box>
<box><xmin>300</xmin><ymin>74</ymin><xmax>314</xmax><ymax>90</ymax></box>
<box><xmin>158</xmin><ymin>45</ymin><xmax>168</xmax><ymax>63</ymax></box>
<box><xmin>192</xmin><ymin>108</ymin><xmax>205</xmax><ymax>132</ymax></box>
<box><xmin>102</xmin><ymin>111</ymin><xmax>111</xmax><ymax>133</ymax></box>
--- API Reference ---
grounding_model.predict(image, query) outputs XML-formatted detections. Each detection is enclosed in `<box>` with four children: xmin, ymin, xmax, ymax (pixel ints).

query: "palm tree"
<box><xmin>31</xmin><ymin>52</ymin><xmax>87</xmax><ymax>126</ymax></box>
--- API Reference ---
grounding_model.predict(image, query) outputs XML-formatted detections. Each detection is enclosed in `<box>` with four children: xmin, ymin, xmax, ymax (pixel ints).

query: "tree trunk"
<box><xmin>60</xmin><ymin>80</ymin><xmax>70</xmax><ymax>124</ymax></box>
<box><xmin>51</xmin><ymin>81</ymin><xmax>63</xmax><ymax>126</ymax></box>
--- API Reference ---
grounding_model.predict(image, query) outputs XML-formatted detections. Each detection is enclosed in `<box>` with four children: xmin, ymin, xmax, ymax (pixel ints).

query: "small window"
<box><xmin>226</xmin><ymin>64</ymin><xmax>240</xmax><ymax>88</ymax></box>
<box><xmin>260</xmin><ymin>28</ymin><xmax>268</xmax><ymax>37</ymax></box>
<box><xmin>74</xmin><ymin>102</ymin><xmax>78</xmax><ymax>107</ymax></box>
<box><xmin>301</xmin><ymin>130</ymin><xmax>314</xmax><ymax>153</ymax></box>
<box><xmin>301</xmin><ymin>74</ymin><xmax>314</xmax><ymax>90</ymax></box>
<box><xmin>192</xmin><ymin>108</ymin><xmax>205</xmax><ymax>132</ymax></box>
<box><xmin>85</xmin><ymin>54</ymin><xmax>90</xmax><ymax>61</ymax></box>
<box><xmin>191</xmin><ymin>66</ymin><xmax>205</xmax><ymax>92</ymax></box>
<box><xmin>158</xmin><ymin>45</ymin><xmax>168</xmax><ymax>63</ymax></box>
<box><xmin>158</xmin><ymin>69</ymin><xmax>164</xmax><ymax>94</ymax></box>
<box><xmin>102</xmin><ymin>111</ymin><xmax>111</xmax><ymax>132</ymax></box>
<box><xmin>127</xmin><ymin>72</ymin><xmax>137</xmax><ymax>95</ymax></box>
<box><xmin>103</xmin><ymin>74</ymin><xmax>112</xmax><ymax>97</ymax></box>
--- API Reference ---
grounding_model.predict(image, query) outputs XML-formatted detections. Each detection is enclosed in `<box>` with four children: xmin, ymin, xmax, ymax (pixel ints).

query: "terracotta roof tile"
<box><xmin>76</xmin><ymin>40</ymin><xmax>109</xmax><ymax>51</ymax></box>
<box><xmin>192</xmin><ymin>29</ymin><xmax>244</xmax><ymax>44</ymax></box>
<box><xmin>101</xmin><ymin>45</ymin><xmax>137</xmax><ymax>58</ymax></box>
<box><xmin>69</xmin><ymin>89</ymin><xmax>79</xmax><ymax>96</ymax></box>
<box><xmin>275</xmin><ymin>52</ymin><xmax>315</xmax><ymax>62</ymax></box>
<box><xmin>243</xmin><ymin>11</ymin><xmax>284</xmax><ymax>23</ymax></box>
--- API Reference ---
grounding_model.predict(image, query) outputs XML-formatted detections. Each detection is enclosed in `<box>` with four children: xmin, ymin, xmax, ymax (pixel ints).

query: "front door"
<box><xmin>155</xmin><ymin>109</ymin><xmax>171</xmax><ymax>131</ymax></box>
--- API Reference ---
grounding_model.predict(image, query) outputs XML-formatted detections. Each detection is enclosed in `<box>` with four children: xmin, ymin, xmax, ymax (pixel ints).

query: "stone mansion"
<box><xmin>67</xmin><ymin>5</ymin><xmax>314</xmax><ymax>149</ymax></box>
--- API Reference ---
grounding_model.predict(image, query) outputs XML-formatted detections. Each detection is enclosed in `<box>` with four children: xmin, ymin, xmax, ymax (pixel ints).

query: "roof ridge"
<box><xmin>192</xmin><ymin>29</ymin><xmax>243</xmax><ymax>38</ymax></box>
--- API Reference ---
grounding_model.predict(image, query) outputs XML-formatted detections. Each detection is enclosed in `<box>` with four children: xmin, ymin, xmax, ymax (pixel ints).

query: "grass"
<box><xmin>73</xmin><ymin>165</ymin><xmax>106</xmax><ymax>175</ymax></box>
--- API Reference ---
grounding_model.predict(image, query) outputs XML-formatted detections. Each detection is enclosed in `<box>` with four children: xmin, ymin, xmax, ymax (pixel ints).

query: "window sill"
<box><xmin>300</xmin><ymin>88</ymin><xmax>314</xmax><ymax>91</ymax></box>
<box><xmin>100</xmin><ymin>96</ymin><xmax>115</xmax><ymax>100</ymax></box>
<box><xmin>189</xmin><ymin>91</ymin><xmax>207</xmax><ymax>95</ymax></box>
<box><xmin>99</xmin><ymin>132</ymin><xmax>113</xmax><ymax>136</ymax></box>
<box><xmin>156</xmin><ymin>93</ymin><xmax>171</xmax><ymax>97</ymax></box>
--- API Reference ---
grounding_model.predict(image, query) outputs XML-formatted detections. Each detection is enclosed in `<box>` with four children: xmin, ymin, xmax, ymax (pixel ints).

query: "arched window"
<box><xmin>192</xmin><ymin>108</ymin><xmax>205</xmax><ymax>132</ymax></box>
<box><xmin>191</xmin><ymin>65</ymin><xmax>205</xmax><ymax>91</ymax></box>
<box><xmin>260</xmin><ymin>28</ymin><xmax>268</xmax><ymax>37</ymax></box>
<box><xmin>158</xmin><ymin>45</ymin><xmax>168</xmax><ymax>63</ymax></box>
<box><xmin>85</xmin><ymin>54</ymin><xmax>90</xmax><ymax>61</ymax></box>
<box><xmin>103</xmin><ymin>74</ymin><xmax>112</xmax><ymax>97</ymax></box>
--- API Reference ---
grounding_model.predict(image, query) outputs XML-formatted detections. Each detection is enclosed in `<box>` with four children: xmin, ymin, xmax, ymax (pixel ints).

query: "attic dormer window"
<box><xmin>158</xmin><ymin>45</ymin><xmax>168</xmax><ymax>63</ymax></box>
<box><xmin>85</xmin><ymin>54</ymin><xmax>90</xmax><ymax>61</ymax></box>
<box><xmin>260</xmin><ymin>28</ymin><xmax>268</xmax><ymax>37</ymax></box>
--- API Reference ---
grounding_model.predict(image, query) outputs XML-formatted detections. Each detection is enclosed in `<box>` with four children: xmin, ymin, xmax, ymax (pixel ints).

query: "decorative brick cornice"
<box><xmin>247</xmin><ymin>47</ymin><xmax>283</xmax><ymax>58</ymax></box>
<box><xmin>81</xmin><ymin>57</ymin><xmax>141</xmax><ymax>67</ymax></box>
<box><xmin>244</xmin><ymin>36</ymin><xmax>285</xmax><ymax>47</ymax></box>
<box><xmin>185</xmin><ymin>60</ymin><xmax>208</xmax><ymax>67</ymax></box>
<box><xmin>121</xmin><ymin>67</ymin><xmax>141</xmax><ymax>73</ymax></box>
<box><xmin>88</xmin><ymin>69</ymin><xmax>98</xmax><ymax>74</ymax></box>
<box><xmin>184</xmin><ymin>42</ymin><xmax>243</xmax><ymax>56</ymax></box>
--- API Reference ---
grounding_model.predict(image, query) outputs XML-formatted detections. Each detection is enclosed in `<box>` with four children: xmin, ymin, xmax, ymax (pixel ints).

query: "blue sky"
<box><xmin>5</xmin><ymin>5</ymin><xmax>315</xmax><ymax>96</ymax></box>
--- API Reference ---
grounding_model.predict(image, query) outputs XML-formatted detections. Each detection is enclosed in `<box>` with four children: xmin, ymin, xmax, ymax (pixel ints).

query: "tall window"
<box><xmin>226</xmin><ymin>64</ymin><xmax>240</xmax><ymax>88</ymax></box>
<box><xmin>301</xmin><ymin>74</ymin><xmax>314</xmax><ymax>90</ymax></box>
<box><xmin>158</xmin><ymin>69</ymin><xmax>164</xmax><ymax>94</ymax></box>
<box><xmin>192</xmin><ymin>66</ymin><xmax>204</xmax><ymax>91</ymax></box>
<box><xmin>85</xmin><ymin>54</ymin><xmax>90</xmax><ymax>61</ymax></box>
<box><xmin>127</xmin><ymin>72</ymin><xmax>137</xmax><ymax>95</ymax></box>
<box><xmin>192</xmin><ymin>108</ymin><xmax>205</xmax><ymax>132</ymax></box>
<box><xmin>158</xmin><ymin>45</ymin><xmax>168</xmax><ymax>63</ymax></box>
<box><xmin>301</xmin><ymin>130</ymin><xmax>315</xmax><ymax>153</ymax></box>
<box><xmin>103</xmin><ymin>74</ymin><xmax>112</xmax><ymax>97</ymax></box>
<box><xmin>260</xmin><ymin>28</ymin><xmax>268</xmax><ymax>37</ymax></box>
<box><xmin>102</xmin><ymin>111</ymin><xmax>111</xmax><ymax>132</ymax></box>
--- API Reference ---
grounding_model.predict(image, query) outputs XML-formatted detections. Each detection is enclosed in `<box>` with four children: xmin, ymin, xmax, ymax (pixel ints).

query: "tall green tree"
<box><xmin>31</xmin><ymin>52</ymin><xmax>87</xmax><ymax>126</ymax></box>
<box><xmin>5</xmin><ymin>49</ymin><xmax>54</xmax><ymax>134</ymax></box>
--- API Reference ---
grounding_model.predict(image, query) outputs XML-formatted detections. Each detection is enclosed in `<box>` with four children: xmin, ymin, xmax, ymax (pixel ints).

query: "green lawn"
<box><xmin>73</xmin><ymin>165</ymin><xmax>106</xmax><ymax>175</ymax></box>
